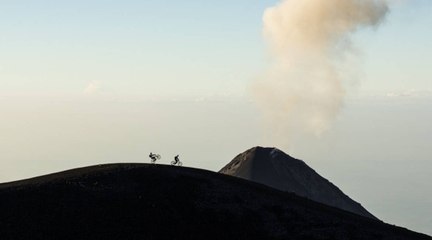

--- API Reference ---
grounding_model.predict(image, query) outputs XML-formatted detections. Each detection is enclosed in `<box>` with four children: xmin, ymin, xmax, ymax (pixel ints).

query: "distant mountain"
<box><xmin>0</xmin><ymin>163</ymin><xmax>430</xmax><ymax>239</ymax></box>
<box><xmin>220</xmin><ymin>146</ymin><xmax>376</xmax><ymax>219</ymax></box>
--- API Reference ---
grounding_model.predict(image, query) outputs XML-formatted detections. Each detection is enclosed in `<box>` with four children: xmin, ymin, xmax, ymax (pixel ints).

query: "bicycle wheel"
<box><xmin>178</xmin><ymin>161</ymin><xmax>183</xmax><ymax>167</ymax></box>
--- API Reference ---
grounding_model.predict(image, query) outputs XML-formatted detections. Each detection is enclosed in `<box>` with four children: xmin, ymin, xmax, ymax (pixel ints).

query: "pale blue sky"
<box><xmin>358</xmin><ymin>0</ymin><xmax>432</xmax><ymax>94</ymax></box>
<box><xmin>0</xmin><ymin>0</ymin><xmax>271</xmax><ymax>96</ymax></box>
<box><xmin>0</xmin><ymin>0</ymin><xmax>430</xmax><ymax>96</ymax></box>
<box><xmin>0</xmin><ymin>0</ymin><xmax>431</xmax><ymax>236</ymax></box>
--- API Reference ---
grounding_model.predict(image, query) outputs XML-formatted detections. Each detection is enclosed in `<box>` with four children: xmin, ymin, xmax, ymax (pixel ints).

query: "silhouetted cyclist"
<box><xmin>171</xmin><ymin>155</ymin><xmax>182</xmax><ymax>166</ymax></box>
<box><xmin>149</xmin><ymin>152</ymin><xmax>160</xmax><ymax>163</ymax></box>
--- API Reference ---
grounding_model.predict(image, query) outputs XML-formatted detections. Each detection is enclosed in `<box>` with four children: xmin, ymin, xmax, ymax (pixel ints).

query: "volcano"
<box><xmin>220</xmin><ymin>146</ymin><xmax>376</xmax><ymax>219</ymax></box>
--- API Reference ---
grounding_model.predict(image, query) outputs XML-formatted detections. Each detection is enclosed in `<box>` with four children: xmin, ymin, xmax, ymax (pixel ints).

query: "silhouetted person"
<box><xmin>171</xmin><ymin>155</ymin><xmax>182</xmax><ymax>166</ymax></box>
<box><xmin>149</xmin><ymin>152</ymin><xmax>159</xmax><ymax>163</ymax></box>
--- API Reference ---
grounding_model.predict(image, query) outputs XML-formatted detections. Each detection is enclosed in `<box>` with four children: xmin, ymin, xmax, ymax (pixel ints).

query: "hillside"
<box><xmin>220</xmin><ymin>147</ymin><xmax>376</xmax><ymax>219</ymax></box>
<box><xmin>0</xmin><ymin>163</ymin><xmax>430</xmax><ymax>240</ymax></box>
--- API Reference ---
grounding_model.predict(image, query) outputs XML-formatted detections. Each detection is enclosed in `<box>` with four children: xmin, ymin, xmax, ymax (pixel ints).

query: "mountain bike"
<box><xmin>150</xmin><ymin>154</ymin><xmax>161</xmax><ymax>164</ymax></box>
<box><xmin>171</xmin><ymin>160</ymin><xmax>182</xmax><ymax>166</ymax></box>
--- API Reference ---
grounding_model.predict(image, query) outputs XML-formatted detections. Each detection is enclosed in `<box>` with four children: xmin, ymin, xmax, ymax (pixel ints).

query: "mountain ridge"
<box><xmin>1</xmin><ymin>163</ymin><xmax>431</xmax><ymax>239</ymax></box>
<box><xmin>220</xmin><ymin>146</ymin><xmax>376</xmax><ymax>219</ymax></box>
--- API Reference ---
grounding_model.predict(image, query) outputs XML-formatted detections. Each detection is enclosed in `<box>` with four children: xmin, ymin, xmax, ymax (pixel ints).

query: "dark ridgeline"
<box><xmin>220</xmin><ymin>146</ymin><xmax>376</xmax><ymax>219</ymax></box>
<box><xmin>0</xmin><ymin>164</ymin><xmax>430</xmax><ymax>239</ymax></box>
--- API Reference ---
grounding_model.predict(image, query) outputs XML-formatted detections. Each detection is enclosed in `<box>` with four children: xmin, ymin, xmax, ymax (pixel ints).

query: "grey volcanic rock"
<box><xmin>220</xmin><ymin>146</ymin><xmax>376</xmax><ymax>219</ymax></box>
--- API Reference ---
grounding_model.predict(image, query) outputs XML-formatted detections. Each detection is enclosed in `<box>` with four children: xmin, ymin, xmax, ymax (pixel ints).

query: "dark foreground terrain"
<box><xmin>0</xmin><ymin>164</ymin><xmax>430</xmax><ymax>240</ymax></box>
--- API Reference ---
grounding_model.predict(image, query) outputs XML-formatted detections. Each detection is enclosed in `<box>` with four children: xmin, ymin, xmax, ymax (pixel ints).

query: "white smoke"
<box><xmin>252</xmin><ymin>0</ymin><xmax>389</xmax><ymax>146</ymax></box>
<box><xmin>83</xmin><ymin>81</ymin><xmax>102</xmax><ymax>95</ymax></box>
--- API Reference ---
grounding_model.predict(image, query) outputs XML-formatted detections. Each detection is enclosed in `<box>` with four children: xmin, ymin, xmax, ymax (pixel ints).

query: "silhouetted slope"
<box><xmin>0</xmin><ymin>164</ymin><xmax>430</xmax><ymax>240</ymax></box>
<box><xmin>220</xmin><ymin>147</ymin><xmax>376</xmax><ymax>219</ymax></box>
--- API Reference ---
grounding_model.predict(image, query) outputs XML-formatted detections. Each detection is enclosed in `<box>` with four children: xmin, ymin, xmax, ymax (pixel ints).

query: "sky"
<box><xmin>0</xmin><ymin>0</ymin><xmax>431</xmax><ymax>235</ymax></box>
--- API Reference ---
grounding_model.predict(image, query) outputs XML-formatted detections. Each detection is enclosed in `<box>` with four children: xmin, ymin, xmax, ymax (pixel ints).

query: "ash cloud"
<box><xmin>252</xmin><ymin>0</ymin><xmax>389</xmax><ymax>146</ymax></box>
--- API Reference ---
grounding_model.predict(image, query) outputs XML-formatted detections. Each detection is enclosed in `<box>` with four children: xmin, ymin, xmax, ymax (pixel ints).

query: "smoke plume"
<box><xmin>84</xmin><ymin>81</ymin><xmax>102</xmax><ymax>95</ymax></box>
<box><xmin>253</xmin><ymin>0</ymin><xmax>388</xmax><ymax>146</ymax></box>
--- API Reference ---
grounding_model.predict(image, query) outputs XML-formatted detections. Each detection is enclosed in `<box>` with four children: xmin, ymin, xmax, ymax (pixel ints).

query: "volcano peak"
<box><xmin>220</xmin><ymin>146</ymin><xmax>376</xmax><ymax>219</ymax></box>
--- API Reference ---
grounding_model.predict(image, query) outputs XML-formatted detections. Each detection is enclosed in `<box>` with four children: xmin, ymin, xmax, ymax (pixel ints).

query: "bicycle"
<box><xmin>149</xmin><ymin>154</ymin><xmax>161</xmax><ymax>164</ymax></box>
<box><xmin>171</xmin><ymin>160</ymin><xmax>183</xmax><ymax>166</ymax></box>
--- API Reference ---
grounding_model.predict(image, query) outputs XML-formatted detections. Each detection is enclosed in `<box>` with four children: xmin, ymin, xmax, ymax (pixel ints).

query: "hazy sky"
<box><xmin>0</xmin><ymin>0</ymin><xmax>430</xmax><ymax>96</ymax></box>
<box><xmin>0</xmin><ymin>0</ymin><xmax>431</xmax><ymax>236</ymax></box>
